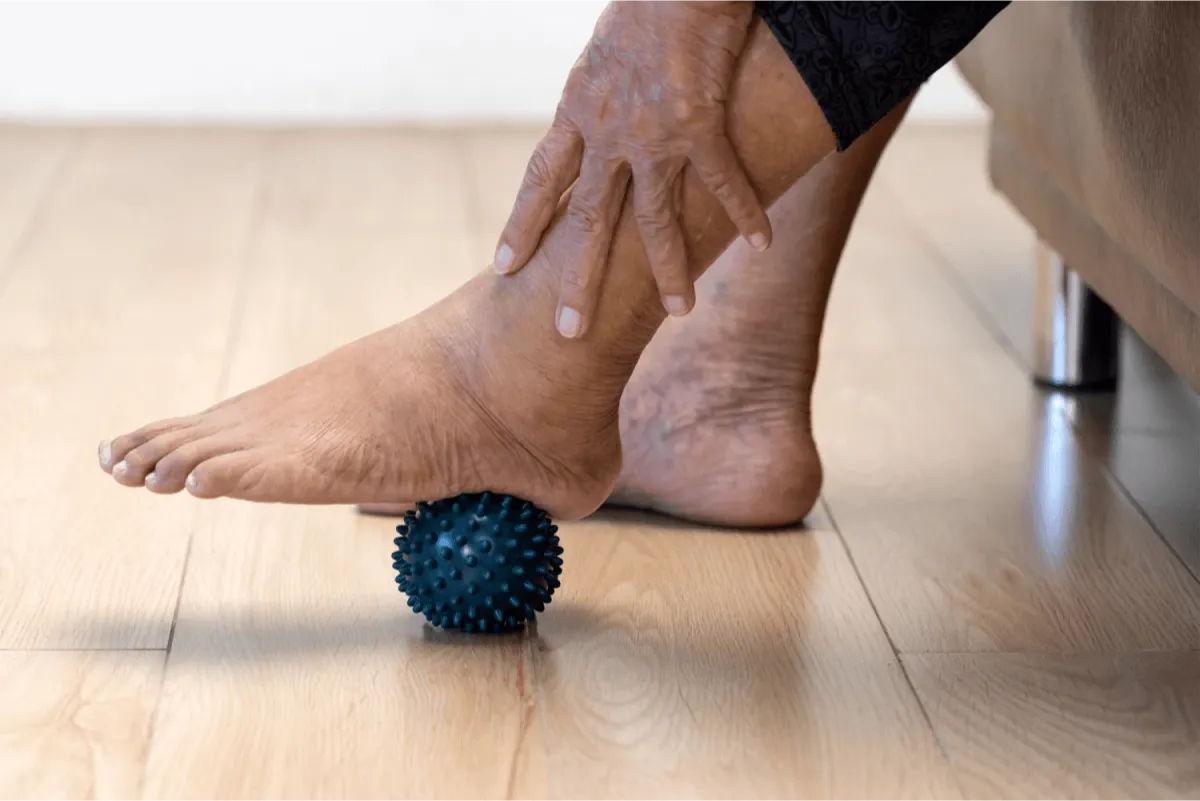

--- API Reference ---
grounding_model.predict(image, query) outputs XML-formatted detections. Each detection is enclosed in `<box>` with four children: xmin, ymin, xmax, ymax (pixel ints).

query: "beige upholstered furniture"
<box><xmin>955</xmin><ymin>1</ymin><xmax>1200</xmax><ymax>391</ymax></box>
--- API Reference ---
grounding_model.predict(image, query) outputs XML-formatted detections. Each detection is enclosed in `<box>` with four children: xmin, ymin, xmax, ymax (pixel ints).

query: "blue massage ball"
<box><xmin>392</xmin><ymin>492</ymin><xmax>563</xmax><ymax>633</ymax></box>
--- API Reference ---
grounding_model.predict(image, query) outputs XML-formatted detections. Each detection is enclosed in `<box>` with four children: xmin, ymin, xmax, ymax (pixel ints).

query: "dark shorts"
<box><xmin>755</xmin><ymin>1</ymin><xmax>1010</xmax><ymax>150</ymax></box>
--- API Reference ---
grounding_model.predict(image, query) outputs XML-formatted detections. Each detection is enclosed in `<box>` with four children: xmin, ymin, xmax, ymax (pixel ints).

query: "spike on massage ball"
<box><xmin>392</xmin><ymin>493</ymin><xmax>561</xmax><ymax>633</ymax></box>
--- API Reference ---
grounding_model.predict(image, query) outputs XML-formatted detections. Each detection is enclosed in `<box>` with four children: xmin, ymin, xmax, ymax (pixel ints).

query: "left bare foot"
<box><xmin>98</xmin><ymin>268</ymin><xmax>625</xmax><ymax>521</ymax></box>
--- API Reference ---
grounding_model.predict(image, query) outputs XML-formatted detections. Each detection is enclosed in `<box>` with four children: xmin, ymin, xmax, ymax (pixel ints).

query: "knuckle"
<box><xmin>634</xmin><ymin>209</ymin><xmax>675</xmax><ymax>240</ymax></box>
<box><xmin>568</xmin><ymin>202</ymin><xmax>607</xmax><ymax>236</ymax></box>
<box><xmin>653</xmin><ymin>264</ymin><xmax>689</xmax><ymax>290</ymax></box>
<box><xmin>124</xmin><ymin>447</ymin><xmax>152</xmax><ymax>472</ymax></box>
<box><xmin>703</xmin><ymin>166</ymin><xmax>738</xmax><ymax>198</ymax></box>
<box><xmin>560</xmin><ymin>266</ymin><xmax>591</xmax><ymax>293</ymax></box>
<box><xmin>522</xmin><ymin>148</ymin><xmax>557</xmax><ymax>195</ymax></box>
<box><xmin>155</xmin><ymin>451</ymin><xmax>185</xmax><ymax>481</ymax></box>
<box><xmin>669</xmin><ymin>99</ymin><xmax>711</xmax><ymax>129</ymax></box>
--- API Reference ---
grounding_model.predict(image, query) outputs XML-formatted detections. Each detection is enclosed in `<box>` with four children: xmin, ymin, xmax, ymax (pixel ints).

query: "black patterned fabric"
<box><xmin>756</xmin><ymin>1</ymin><xmax>1010</xmax><ymax>150</ymax></box>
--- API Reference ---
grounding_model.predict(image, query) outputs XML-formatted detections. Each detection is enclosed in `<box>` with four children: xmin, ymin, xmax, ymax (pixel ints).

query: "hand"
<box><xmin>493</xmin><ymin>1</ymin><xmax>769</xmax><ymax>339</ymax></box>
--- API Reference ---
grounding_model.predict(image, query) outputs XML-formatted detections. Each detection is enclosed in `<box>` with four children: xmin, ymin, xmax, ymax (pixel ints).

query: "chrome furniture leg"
<box><xmin>1032</xmin><ymin>241</ymin><xmax>1120</xmax><ymax>391</ymax></box>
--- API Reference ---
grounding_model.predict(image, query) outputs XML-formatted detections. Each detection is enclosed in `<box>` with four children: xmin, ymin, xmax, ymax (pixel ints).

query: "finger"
<box><xmin>556</xmin><ymin>155</ymin><xmax>630</xmax><ymax>339</ymax></box>
<box><xmin>691</xmin><ymin>133</ymin><xmax>772</xmax><ymax>252</ymax></box>
<box><xmin>631</xmin><ymin>159</ymin><xmax>692</xmax><ymax>316</ymax></box>
<box><xmin>495</xmin><ymin>120</ymin><xmax>584</xmax><ymax>275</ymax></box>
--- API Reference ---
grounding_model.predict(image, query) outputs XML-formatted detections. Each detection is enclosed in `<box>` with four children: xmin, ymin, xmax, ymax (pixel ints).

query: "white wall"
<box><xmin>0</xmin><ymin>0</ymin><xmax>984</xmax><ymax>124</ymax></box>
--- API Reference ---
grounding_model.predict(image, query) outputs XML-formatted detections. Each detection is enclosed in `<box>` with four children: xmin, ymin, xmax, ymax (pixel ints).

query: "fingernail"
<box><xmin>99</xmin><ymin>440</ymin><xmax>113</xmax><ymax>468</ymax></box>
<box><xmin>556</xmin><ymin>306</ymin><xmax>582</xmax><ymax>339</ymax></box>
<box><xmin>112</xmin><ymin>460</ymin><xmax>128</xmax><ymax>477</ymax></box>
<box><xmin>664</xmin><ymin>295</ymin><xmax>690</xmax><ymax>316</ymax></box>
<box><xmin>493</xmin><ymin>244</ymin><xmax>514</xmax><ymax>274</ymax></box>
<box><xmin>749</xmin><ymin>232</ymin><xmax>769</xmax><ymax>251</ymax></box>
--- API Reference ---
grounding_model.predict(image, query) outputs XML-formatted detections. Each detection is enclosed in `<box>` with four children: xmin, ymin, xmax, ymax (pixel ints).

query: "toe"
<box><xmin>185</xmin><ymin>451</ymin><xmax>262</xmax><ymax>499</ymax></box>
<box><xmin>146</xmin><ymin>436</ymin><xmax>242</xmax><ymax>494</ymax></box>
<box><xmin>103</xmin><ymin>417</ymin><xmax>196</xmax><ymax>473</ymax></box>
<box><xmin>113</xmin><ymin>428</ymin><xmax>202</xmax><ymax>487</ymax></box>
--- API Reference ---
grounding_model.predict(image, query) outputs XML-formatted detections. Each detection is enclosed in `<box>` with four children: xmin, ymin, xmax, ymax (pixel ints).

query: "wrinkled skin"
<box><xmin>493</xmin><ymin>1</ymin><xmax>769</xmax><ymax>339</ymax></box>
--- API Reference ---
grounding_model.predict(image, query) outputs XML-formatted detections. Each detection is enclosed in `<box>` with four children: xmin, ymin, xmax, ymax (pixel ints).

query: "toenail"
<box><xmin>112</xmin><ymin>460</ymin><xmax>128</xmax><ymax>476</ymax></box>
<box><xmin>663</xmin><ymin>295</ymin><xmax>690</xmax><ymax>317</ymax></box>
<box><xmin>493</xmin><ymin>243</ymin><xmax>515</xmax><ymax>274</ymax></box>
<box><xmin>556</xmin><ymin>306</ymin><xmax>582</xmax><ymax>339</ymax></box>
<box><xmin>749</xmin><ymin>231</ymin><xmax>769</xmax><ymax>251</ymax></box>
<box><xmin>144</xmin><ymin>471</ymin><xmax>158</xmax><ymax>487</ymax></box>
<box><xmin>185</xmin><ymin>472</ymin><xmax>199</xmax><ymax>493</ymax></box>
<box><xmin>99</xmin><ymin>440</ymin><xmax>113</xmax><ymax>468</ymax></box>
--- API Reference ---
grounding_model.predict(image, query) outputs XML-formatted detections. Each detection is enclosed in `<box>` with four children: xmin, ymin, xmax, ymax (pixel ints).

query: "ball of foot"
<box><xmin>392</xmin><ymin>492</ymin><xmax>563</xmax><ymax>632</ymax></box>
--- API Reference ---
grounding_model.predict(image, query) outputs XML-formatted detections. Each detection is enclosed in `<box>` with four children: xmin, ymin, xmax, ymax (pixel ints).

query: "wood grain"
<box><xmin>820</xmin><ymin>186</ymin><xmax>1003</xmax><ymax>356</ymax></box>
<box><xmin>521</xmin><ymin>512</ymin><xmax>958</xmax><ymax>799</ymax></box>
<box><xmin>0</xmin><ymin>651</ymin><xmax>162</xmax><ymax>799</ymax></box>
<box><xmin>461</xmin><ymin>128</ymin><xmax>546</xmax><ymax>268</ymax></box>
<box><xmin>816</xmin><ymin>350</ymin><xmax>1200</xmax><ymax>653</ymax></box>
<box><xmin>906</xmin><ymin>652</ymin><xmax>1200</xmax><ymax>798</ymax></box>
<box><xmin>0</xmin><ymin>129</ymin><xmax>266</xmax><ymax>648</ymax></box>
<box><xmin>142</xmin><ymin>511</ymin><xmax>535</xmax><ymax>798</ymax></box>
<box><xmin>877</xmin><ymin>125</ymin><xmax>1037</xmax><ymax>368</ymax></box>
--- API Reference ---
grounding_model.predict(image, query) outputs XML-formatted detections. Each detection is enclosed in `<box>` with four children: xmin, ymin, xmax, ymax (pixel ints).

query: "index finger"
<box><xmin>495</xmin><ymin>121</ymin><xmax>584</xmax><ymax>275</ymax></box>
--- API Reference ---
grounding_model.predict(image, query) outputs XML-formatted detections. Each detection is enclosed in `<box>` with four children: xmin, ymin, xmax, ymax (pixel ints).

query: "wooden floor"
<box><xmin>2</xmin><ymin>124</ymin><xmax>1199</xmax><ymax>799</ymax></box>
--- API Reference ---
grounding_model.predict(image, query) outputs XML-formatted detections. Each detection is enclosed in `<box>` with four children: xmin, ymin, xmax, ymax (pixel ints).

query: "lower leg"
<box><xmin>99</xmin><ymin>20</ymin><xmax>838</xmax><ymax>520</ymax></box>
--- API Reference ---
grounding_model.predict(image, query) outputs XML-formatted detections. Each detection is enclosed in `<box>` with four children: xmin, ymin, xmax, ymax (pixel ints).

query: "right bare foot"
<box><xmin>609</xmin><ymin>288</ymin><xmax>822</xmax><ymax>529</ymax></box>
<box><xmin>613</xmin><ymin>100</ymin><xmax>908</xmax><ymax>528</ymax></box>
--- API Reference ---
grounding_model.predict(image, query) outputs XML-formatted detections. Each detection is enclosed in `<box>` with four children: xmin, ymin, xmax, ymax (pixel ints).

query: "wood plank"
<box><xmin>0</xmin><ymin>129</ymin><xmax>266</xmax><ymax>647</ymax></box>
<box><xmin>0</xmin><ymin>126</ymin><xmax>75</xmax><ymax>271</ymax></box>
<box><xmin>1098</xmin><ymin>431</ymin><xmax>1200</xmax><ymax>580</ymax></box>
<box><xmin>461</xmin><ymin>127</ymin><xmax>545</xmax><ymax>268</ymax></box>
<box><xmin>522</xmin><ymin>512</ymin><xmax>959</xmax><ymax>799</ymax></box>
<box><xmin>0</xmin><ymin>651</ymin><xmax>163</xmax><ymax>799</ymax></box>
<box><xmin>142</xmin><ymin>130</ymin><xmax>527</xmax><ymax>798</ymax></box>
<box><xmin>821</xmin><ymin>182</ymin><xmax>1004</xmax><ymax>356</ymax></box>
<box><xmin>815</xmin><ymin>350</ymin><xmax>1200</xmax><ymax>653</ymax></box>
<box><xmin>906</xmin><ymin>652</ymin><xmax>1200</xmax><ymax>798</ymax></box>
<box><xmin>876</xmin><ymin>124</ymin><xmax>1037</xmax><ymax>367</ymax></box>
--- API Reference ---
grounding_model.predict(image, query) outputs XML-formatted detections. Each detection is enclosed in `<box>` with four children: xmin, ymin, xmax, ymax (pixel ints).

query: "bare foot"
<box><xmin>610</xmin><ymin>325</ymin><xmax>822</xmax><ymax>529</ymax></box>
<box><xmin>98</xmin><ymin>271</ymin><xmax>624</xmax><ymax>521</ymax></box>
<box><xmin>358</xmin><ymin>99</ymin><xmax>908</xmax><ymax>528</ymax></box>
<box><xmin>609</xmin><ymin>233</ymin><xmax>825</xmax><ymax>529</ymax></box>
<box><xmin>613</xmin><ymin>101</ymin><xmax>908</xmax><ymax>528</ymax></box>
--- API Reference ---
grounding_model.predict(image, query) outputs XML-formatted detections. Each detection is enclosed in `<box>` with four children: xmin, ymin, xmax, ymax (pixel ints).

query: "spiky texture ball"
<box><xmin>392</xmin><ymin>492</ymin><xmax>563</xmax><ymax>633</ymax></box>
